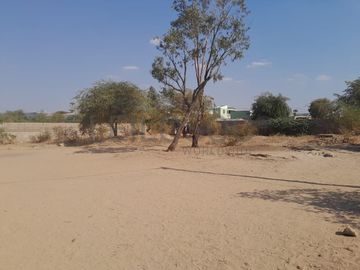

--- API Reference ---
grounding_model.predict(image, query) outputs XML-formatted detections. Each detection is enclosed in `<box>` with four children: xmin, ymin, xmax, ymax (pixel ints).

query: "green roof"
<box><xmin>230</xmin><ymin>110</ymin><xmax>251</xmax><ymax>120</ymax></box>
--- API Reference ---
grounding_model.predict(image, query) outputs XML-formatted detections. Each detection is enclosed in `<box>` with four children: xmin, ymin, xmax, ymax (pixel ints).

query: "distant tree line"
<box><xmin>250</xmin><ymin>76</ymin><xmax>360</xmax><ymax>135</ymax></box>
<box><xmin>0</xmin><ymin>110</ymin><xmax>79</xmax><ymax>123</ymax></box>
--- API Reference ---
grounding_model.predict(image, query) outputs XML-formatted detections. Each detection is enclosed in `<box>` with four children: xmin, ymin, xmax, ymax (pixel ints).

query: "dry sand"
<box><xmin>0</xmin><ymin>136</ymin><xmax>359</xmax><ymax>270</ymax></box>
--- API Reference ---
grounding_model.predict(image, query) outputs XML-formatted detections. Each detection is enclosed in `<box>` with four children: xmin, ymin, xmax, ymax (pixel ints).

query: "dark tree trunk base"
<box><xmin>191</xmin><ymin>134</ymin><xmax>199</xmax><ymax>148</ymax></box>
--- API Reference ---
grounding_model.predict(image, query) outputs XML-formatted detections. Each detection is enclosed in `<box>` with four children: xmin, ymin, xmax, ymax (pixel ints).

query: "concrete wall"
<box><xmin>0</xmin><ymin>122</ymin><xmax>147</xmax><ymax>142</ymax></box>
<box><xmin>0</xmin><ymin>123</ymin><xmax>80</xmax><ymax>142</ymax></box>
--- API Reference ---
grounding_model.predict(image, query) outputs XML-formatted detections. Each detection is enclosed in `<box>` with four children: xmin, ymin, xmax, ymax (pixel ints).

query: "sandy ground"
<box><xmin>0</xmin><ymin>136</ymin><xmax>359</xmax><ymax>270</ymax></box>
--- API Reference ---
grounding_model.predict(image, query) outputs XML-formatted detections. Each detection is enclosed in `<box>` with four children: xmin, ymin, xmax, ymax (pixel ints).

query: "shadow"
<box><xmin>74</xmin><ymin>146</ymin><xmax>138</xmax><ymax>154</ymax></box>
<box><xmin>325</xmin><ymin>144</ymin><xmax>360</xmax><ymax>153</ymax></box>
<box><xmin>237</xmin><ymin>188</ymin><xmax>360</xmax><ymax>229</ymax></box>
<box><xmin>160</xmin><ymin>167</ymin><xmax>360</xmax><ymax>189</ymax></box>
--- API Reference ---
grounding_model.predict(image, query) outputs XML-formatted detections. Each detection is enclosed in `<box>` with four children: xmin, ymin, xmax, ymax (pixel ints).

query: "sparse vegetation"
<box><xmin>222</xmin><ymin>122</ymin><xmax>257</xmax><ymax>146</ymax></box>
<box><xmin>30</xmin><ymin>130</ymin><xmax>52</xmax><ymax>143</ymax></box>
<box><xmin>0</xmin><ymin>128</ymin><xmax>16</xmax><ymax>144</ymax></box>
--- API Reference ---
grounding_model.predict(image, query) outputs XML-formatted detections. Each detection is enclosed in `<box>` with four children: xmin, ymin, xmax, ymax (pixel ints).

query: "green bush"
<box><xmin>257</xmin><ymin>118</ymin><xmax>311</xmax><ymax>136</ymax></box>
<box><xmin>336</xmin><ymin>106</ymin><xmax>360</xmax><ymax>134</ymax></box>
<box><xmin>309</xmin><ymin>119</ymin><xmax>339</xmax><ymax>134</ymax></box>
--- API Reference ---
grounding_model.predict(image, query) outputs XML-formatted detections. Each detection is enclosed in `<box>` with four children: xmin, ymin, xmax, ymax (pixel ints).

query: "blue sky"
<box><xmin>1</xmin><ymin>0</ymin><xmax>359</xmax><ymax>113</ymax></box>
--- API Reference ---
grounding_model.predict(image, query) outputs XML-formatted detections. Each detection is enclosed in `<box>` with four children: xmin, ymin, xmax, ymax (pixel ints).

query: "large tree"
<box><xmin>74</xmin><ymin>81</ymin><xmax>144</xmax><ymax>136</ymax></box>
<box><xmin>151</xmin><ymin>0</ymin><xmax>249</xmax><ymax>151</ymax></box>
<box><xmin>251</xmin><ymin>93</ymin><xmax>291</xmax><ymax>120</ymax></box>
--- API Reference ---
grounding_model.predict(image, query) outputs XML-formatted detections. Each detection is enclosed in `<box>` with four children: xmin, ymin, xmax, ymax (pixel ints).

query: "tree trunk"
<box><xmin>167</xmin><ymin>86</ymin><xmax>205</xmax><ymax>151</ymax></box>
<box><xmin>111</xmin><ymin>122</ymin><xmax>118</xmax><ymax>137</ymax></box>
<box><xmin>191</xmin><ymin>93</ymin><xmax>205</xmax><ymax>148</ymax></box>
<box><xmin>167</xmin><ymin>109</ymin><xmax>192</xmax><ymax>151</ymax></box>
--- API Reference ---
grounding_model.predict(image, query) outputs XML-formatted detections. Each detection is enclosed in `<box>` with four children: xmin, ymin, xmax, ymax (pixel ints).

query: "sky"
<box><xmin>1</xmin><ymin>0</ymin><xmax>359</xmax><ymax>113</ymax></box>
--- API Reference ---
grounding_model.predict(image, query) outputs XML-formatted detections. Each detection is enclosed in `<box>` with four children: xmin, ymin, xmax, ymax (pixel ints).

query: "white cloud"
<box><xmin>123</xmin><ymin>66</ymin><xmax>139</xmax><ymax>71</ymax></box>
<box><xmin>247</xmin><ymin>60</ymin><xmax>272</xmax><ymax>69</ymax></box>
<box><xmin>287</xmin><ymin>73</ymin><xmax>307</xmax><ymax>82</ymax></box>
<box><xmin>316</xmin><ymin>74</ymin><xmax>331</xmax><ymax>81</ymax></box>
<box><xmin>221</xmin><ymin>77</ymin><xmax>243</xmax><ymax>84</ymax></box>
<box><xmin>149</xmin><ymin>37</ymin><xmax>161</xmax><ymax>46</ymax></box>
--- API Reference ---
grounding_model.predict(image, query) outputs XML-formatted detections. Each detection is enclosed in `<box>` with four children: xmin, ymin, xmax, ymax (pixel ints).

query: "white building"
<box><xmin>212</xmin><ymin>105</ymin><xmax>237</xmax><ymax>120</ymax></box>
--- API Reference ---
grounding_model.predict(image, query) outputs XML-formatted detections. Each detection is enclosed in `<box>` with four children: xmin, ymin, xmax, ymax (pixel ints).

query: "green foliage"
<box><xmin>251</xmin><ymin>93</ymin><xmax>291</xmax><ymax>120</ymax></box>
<box><xmin>257</xmin><ymin>118</ymin><xmax>311</xmax><ymax>136</ymax></box>
<box><xmin>337</xmin><ymin>77</ymin><xmax>360</xmax><ymax>107</ymax></box>
<box><xmin>0</xmin><ymin>110</ymin><xmax>78</xmax><ymax>123</ymax></box>
<box><xmin>0</xmin><ymin>110</ymin><xmax>28</xmax><ymax>122</ymax></box>
<box><xmin>143</xmin><ymin>87</ymin><xmax>171</xmax><ymax>133</ymax></box>
<box><xmin>152</xmin><ymin>0</ymin><xmax>249</xmax><ymax>91</ymax></box>
<box><xmin>336</xmin><ymin>105</ymin><xmax>360</xmax><ymax>134</ymax></box>
<box><xmin>73</xmin><ymin>81</ymin><xmax>145</xmax><ymax>136</ymax></box>
<box><xmin>309</xmin><ymin>98</ymin><xmax>335</xmax><ymax>119</ymax></box>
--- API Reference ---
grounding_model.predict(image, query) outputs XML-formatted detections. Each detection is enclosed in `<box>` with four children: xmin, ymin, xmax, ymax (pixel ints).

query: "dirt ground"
<box><xmin>0</xmin><ymin>135</ymin><xmax>359</xmax><ymax>270</ymax></box>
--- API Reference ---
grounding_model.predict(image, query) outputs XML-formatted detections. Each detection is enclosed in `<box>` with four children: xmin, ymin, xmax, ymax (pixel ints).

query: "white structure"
<box><xmin>212</xmin><ymin>105</ymin><xmax>237</xmax><ymax>120</ymax></box>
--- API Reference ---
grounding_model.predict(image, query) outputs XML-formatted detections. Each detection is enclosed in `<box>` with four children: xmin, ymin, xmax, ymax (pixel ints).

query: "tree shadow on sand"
<box><xmin>74</xmin><ymin>146</ymin><xmax>138</xmax><ymax>154</ymax></box>
<box><xmin>237</xmin><ymin>189</ymin><xmax>360</xmax><ymax>229</ymax></box>
<box><xmin>325</xmin><ymin>144</ymin><xmax>360</xmax><ymax>153</ymax></box>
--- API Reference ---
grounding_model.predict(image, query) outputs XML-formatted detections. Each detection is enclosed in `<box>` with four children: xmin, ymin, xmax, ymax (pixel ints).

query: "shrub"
<box><xmin>199</xmin><ymin>113</ymin><xmax>220</xmax><ymax>135</ymax></box>
<box><xmin>257</xmin><ymin>118</ymin><xmax>311</xmax><ymax>136</ymax></box>
<box><xmin>53</xmin><ymin>125</ymin><xmax>109</xmax><ymax>145</ymax></box>
<box><xmin>308</xmin><ymin>98</ymin><xmax>335</xmax><ymax>119</ymax></box>
<box><xmin>337</xmin><ymin>106</ymin><xmax>360</xmax><ymax>135</ymax></box>
<box><xmin>221</xmin><ymin>122</ymin><xmax>257</xmax><ymax>146</ymax></box>
<box><xmin>30</xmin><ymin>130</ymin><xmax>52</xmax><ymax>143</ymax></box>
<box><xmin>94</xmin><ymin>124</ymin><xmax>110</xmax><ymax>141</ymax></box>
<box><xmin>53</xmin><ymin>126</ymin><xmax>82</xmax><ymax>145</ymax></box>
<box><xmin>309</xmin><ymin>119</ymin><xmax>339</xmax><ymax>134</ymax></box>
<box><xmin>0</xmin><ymin>128</ymin><xmax>16</xmax><ymax>144</ymax></box>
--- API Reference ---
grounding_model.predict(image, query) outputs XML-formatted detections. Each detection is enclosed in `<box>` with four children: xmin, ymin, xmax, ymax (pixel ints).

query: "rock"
<box><xmin>342</xmin><ymin>226</ymin><xmax>357</xmax><ymax>237</ymax></box>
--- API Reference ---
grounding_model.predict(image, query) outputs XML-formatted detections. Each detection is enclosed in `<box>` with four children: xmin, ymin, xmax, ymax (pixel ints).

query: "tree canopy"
<box><xmin>74</xmin><ymin>81</ymin><xmax>144</xmax><ymax>136</ymax></box>
<box><xmin>308</xmin><ymin>98</ymin><xmax>334</xmax><ymax>119</ymax></box>
<box><xmin>251</xmin><ymin>93</ymin><xmax>291</xmax><ymax>120</ymax></box>
<box><xmin>337</xmin><ymin>76</ymin><xmax>360</xmax><ymax>108</ymax></box>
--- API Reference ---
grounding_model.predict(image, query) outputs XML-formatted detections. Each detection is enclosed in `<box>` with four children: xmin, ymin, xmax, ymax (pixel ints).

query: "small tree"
<box><xmin>74</xmin><ymin>81</ymin><xmax>144</xmax><ymax>136</ymax></box>
<box><xmin>308</xmin><ymin>98</ymin><xmax>334</xmax><ymax>119</ymax></box>
<box><xmin>144</xmin><ymin>87</ymin><xmax>170</xmax><ymax>134</ymax></box>
<box><xmin>251</xmin><ymin>92</ymin><xmax>291</xmax><ymax>120</ymax></box>
<box><xmin>151</xmin><ymin>0</ymin><xmax>249</xmax><ymax>151</ymax></box>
